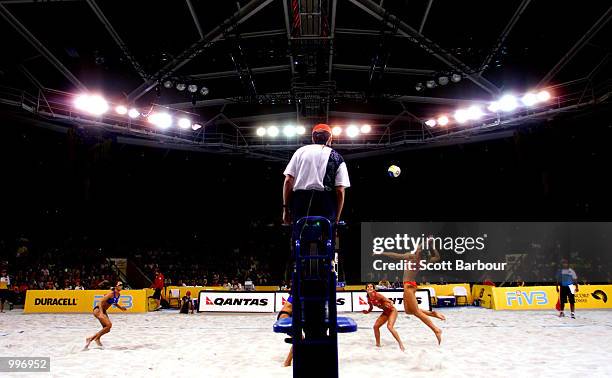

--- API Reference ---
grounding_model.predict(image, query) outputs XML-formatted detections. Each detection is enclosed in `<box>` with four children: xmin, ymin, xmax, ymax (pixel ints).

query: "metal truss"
<box><xmin>346</xmin><ymin>0</ymin><xmax>500</xmax><ymax>96</ymax></box>
<box><xmin>1</xmin><ymin>74</ymin><xmax>607</xmax><ymax>162</ymax></box>
<box><xmin>0</xmin><ymin>2</ymin><xmax>87</xmax><ymax>91</ymax></box>
<box><xmin>127</xmin><ymin>0</ymin><xmax>275</xmax><ymax>102</ymax></box>
<box><xmin>538</xmin><ymin>5</ymin><xmax>612</xmax><ymax>87</ymax></box>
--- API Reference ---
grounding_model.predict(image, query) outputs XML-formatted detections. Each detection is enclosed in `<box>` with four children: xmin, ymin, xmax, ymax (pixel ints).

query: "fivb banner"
<box><xmin>274</xmin><ymin>291</ymin><xmax>352</xmax><ymax>312</ymax></box>
<box><xmin>492</xmin><ymin>285</ymin><xmax>612</xmax><ymax>310</ymax></box>
<box><xmin>351</xmin><ymin>290</ymin><xmax>431</xmax><ymax>312</ymax></box>
<box><xmin>24</xmin><ymin>290</ymin><xmax>147</xmax><ymax>313</ymax></box>
<box><xmin>198</xmin><ymin>291</ymin><xmax>275</xmax><ymax>312</ymax></box>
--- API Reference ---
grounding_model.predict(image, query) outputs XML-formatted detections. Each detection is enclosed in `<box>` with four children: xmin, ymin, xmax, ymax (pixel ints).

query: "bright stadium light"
<box><xmin>360</xmin><ymin>124</ymin><xmax>371</xmax><ymax>133</ymax></box>
<box><xmin>74</xmin><ymin>94</ymin><xmax>109</xmax><ymax>115</ymax></box>
<box><xmin>283</xmin><ymin>125</ymin><xmax>296</xmax><ymax>137</ymax></box>
<box><xmin>425</xmin><ymin>119</ymin><xmax>437</xmax><ymax>127</ymax></box>
<box><xmin>187</xmin><ymin>84</ymin><xmax>198</xmax><ymax>93</ymax></box>
<box><xmin>178</xmin><ymin>117</ymin><xmax>191</xmax><ymax>129</ymax></box>
<box><xmin>426</xmin><ymin>80</ymin><xmax>436</xmax><ymax>89</ymax></box>
<box><xmin>451</xmin><ymin>73</ymin><xmax>462</xmax><ymax>83</ymax></box>
<box><xmin>128</xmin><ymin>108</ymin><xmax>140</xmax><ymax>119</ymax></box>
<box><xmin>332</xmin><ymin>126</ymin><xmax>342</xmax><ymax>136</ymax></box>
<box><xmin>437</xmin><ymin>115</ymin><xmax>449</xmax><ymax>126</ymax></box>
<box><xmin>296</xmin><ymin>125</ymin><xmax>306</xmax><ymax>135</ymax></box>
<box><xmin>346</xmin><ymin>124</ymin><xmax>360</xmax><ymax>138</ymax></box>
<box><xmin>521</xmin><ymin>92</ymin><xmax>538</xmax><ymax>107</ymax></box>
<box><xmin>454</xmin><ymin>109</ymin><xmax>469</xmax><ymax>123</ymax></box>
<box><xmin>267</xmin><ymin>126</ymin><xmax>279</xmax><ymax>137</ymax></box>
<box><xmin>163</xmin><ymin>80</ymin><xmax>173</xmax><ymax>89</ymax></box>
<box><xmin>537</xmin><ymin>90</ymin><xmax>551</xmax><ymax>102</ymax></box>
<box><xmin>115</xmin><ymin>105</ymin><xmax>128</xmax><ymax>115</ymax></box>
<box><xmin>498</xmin><ymin>94</ymin><xmax>519</xmax><ymax>112</ymax></box>
<box><xmin>148</xmin><ymin>112</ymin><xmax>173</xmax><ymax>129</ymax></box>
<box><xmin>466</xmin><ymin>105</ymin><xmax>484</xmax><ymax>120</ymax></box>
<box><xmin>192</xmin><ymin>123</ymin><xmax>202</xmax><ymax>131</ymax></box>
<box><xmin>176</xmin><ymin>83</ymin><xmax>186</xmax><ymax>91</ymax></box>
<box><xmin>487</xmin><ymin>101</ymin><xmax>500</xmax><ymax>112</ymax></box>
<box><xmin>256</xmin><ymin>127</ymin><xmax>266</xmax><ymax>136</ymax></box>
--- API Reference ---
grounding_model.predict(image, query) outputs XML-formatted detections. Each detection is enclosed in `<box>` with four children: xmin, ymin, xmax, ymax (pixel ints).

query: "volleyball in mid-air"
<box><xmin>388</xmin><ymin>165</ymin><xmax>401</xmax><ymax>177</ymax></box>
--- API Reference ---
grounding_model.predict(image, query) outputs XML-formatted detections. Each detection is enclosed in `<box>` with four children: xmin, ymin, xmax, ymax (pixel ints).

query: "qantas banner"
<box><xmin>351</xmin><ymin>290</ymin><xmax>431</xmax><ymax>312</ymax></box>
<box><xmin>198</xmin><ymin>290</ymin><xmax>430</xmax><ymax>313</ymax></box>
<box><xmin>198</xmin><ymin>292</ymin><xmax>275</xmax><ymax>312</ymax></box>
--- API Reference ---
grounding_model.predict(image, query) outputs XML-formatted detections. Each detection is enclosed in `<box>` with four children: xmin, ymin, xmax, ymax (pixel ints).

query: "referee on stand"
<box><xmin>282</xmin><ymin>123</ymin><xmax>350</xmax><ymax>228</ymax></box>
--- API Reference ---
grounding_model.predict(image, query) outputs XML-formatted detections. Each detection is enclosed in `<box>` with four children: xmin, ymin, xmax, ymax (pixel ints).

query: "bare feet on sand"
<box><xmin>84</xmin><ymin>336</ymin><xmax>94</xmax><ymax>349</ymax></box>
<box><xmin>434</xmin><ymin>328</ymin><xmax>442</xmax><ymax>345</ymax></box>
<box><xmin>432</xmin><ymin>311</ymin><xmax>446</xmax><ymax>321</ymax></box>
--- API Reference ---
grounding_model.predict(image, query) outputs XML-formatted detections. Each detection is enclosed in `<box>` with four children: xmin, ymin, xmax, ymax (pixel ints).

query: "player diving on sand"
<box><xmin>376</xmin><ymin>239</ymin><xmax>445</xmax><ymax>344</ymax></box>
<box><xmin>85</xmin><ymin>281</ymin><xmax>127</xmax><ymax>349</ymax></box>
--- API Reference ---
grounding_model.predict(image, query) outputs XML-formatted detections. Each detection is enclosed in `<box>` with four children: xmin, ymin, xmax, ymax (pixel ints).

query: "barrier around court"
<box><xmin>197</xmin><ymin>290</ymin><xmax>432</xmax><ymax>313</ymax></box>
<box><xmin>489</xmin><ymin>285</ymin><xmax>612</xmax><ymax>310</ymax></box>
<box><xmin>24</xmin><ymin>289</ymin><xmax>148</xmax><ymax>313</ymax></box>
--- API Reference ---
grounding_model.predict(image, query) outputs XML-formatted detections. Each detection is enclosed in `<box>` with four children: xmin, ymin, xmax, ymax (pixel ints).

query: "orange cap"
<box><xmin>312</xmin><ymin>123</ymin><xmax>332</xmax><ymax>134</ymax></box>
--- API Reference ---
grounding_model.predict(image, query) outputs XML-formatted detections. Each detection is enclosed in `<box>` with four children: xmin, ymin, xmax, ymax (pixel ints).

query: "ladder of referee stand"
<box><xmin>292</xmin><ymin>216</ymin><xmax>339</xmax><ymax>378</ymax></box>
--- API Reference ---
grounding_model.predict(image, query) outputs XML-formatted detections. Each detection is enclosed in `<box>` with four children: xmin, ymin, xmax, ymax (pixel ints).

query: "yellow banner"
<box><xmin>24</xmin><ymin>290</ymin><xmax>147</xmax><ymax>313</ymax></box>
<box><xmin>490</xmin><ymin>285</ymin><xmax>612</xmax><ymax>310</ymax></box>
<box><xmin>471</xmin><ymin>284</ymin><xmax>495</xmax><ymax>309</ymax></box>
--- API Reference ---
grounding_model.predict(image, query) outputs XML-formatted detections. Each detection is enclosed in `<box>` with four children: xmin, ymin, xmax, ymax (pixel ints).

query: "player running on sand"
<box><xmin>85</xmin><ymin>281</ymin><xmax>127</xmax><ymax>349</ymax></box>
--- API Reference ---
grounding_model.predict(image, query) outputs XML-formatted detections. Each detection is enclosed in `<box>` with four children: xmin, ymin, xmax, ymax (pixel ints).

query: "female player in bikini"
<box><xmin>277</xmin><ymin>295</ymin><xmax>294</xmax><ymax>367</ymax></box>
<box><xmin>85</xmin><ymin>281</ymin><xmax>127</xmax><ymax>349</ymax></box>
<box><xmin>363</xmin><ymin>283</ymin><xmax>405</xmax><ymax>351</ymax></box>
<box><xmin>378</xmin><ymin>241</ymin><xmax>445</xmax><ymax>344</ymax></box>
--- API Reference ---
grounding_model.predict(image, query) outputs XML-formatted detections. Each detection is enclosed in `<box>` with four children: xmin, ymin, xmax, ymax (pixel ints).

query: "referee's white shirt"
<box><xmin>283</xmin><ymin>144</ymin><xmax>350</xmax><ymax>191</ymax></box>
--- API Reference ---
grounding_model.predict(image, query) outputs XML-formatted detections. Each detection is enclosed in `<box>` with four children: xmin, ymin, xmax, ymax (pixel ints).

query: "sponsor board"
<box><xmin>198</xmin><ymin>291</ymin><xmax>430</xmax><ymax>313</ymax></box>
<box><xmin>471</xmin><ymin>285</ymin><xmax>494</xmax><ymax>308</ymax></box>
<box><xmin>274</xmin><ymin>292</ymin><xmax>352</xmax><ymax>312</ymax></box>
<box><xmin>24</xmin><ymin>290</ymin><xmax>147</xmax><ymax>313</ymax></box>
<box><xmin>351</xmin><ymin>290</ymin><xmax>431</xmax><ymax>313</ymax></box>
<box><xmin>570</xmin><ymin>285</ymin><xmax>611</xmax><ymax>308</ymax></box>
<box><xmin>491</xmin><ymin>285</ymin><xmax>612</xmax><ymax>310</ymax></box>
<box><xmin>198</xmin><ymin>291</ymin><xmax>275</xmax><ymax>312</ymax></box>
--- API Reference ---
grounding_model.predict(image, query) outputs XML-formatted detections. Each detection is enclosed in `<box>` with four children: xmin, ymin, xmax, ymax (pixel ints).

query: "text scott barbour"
<box><xmin>373</xmin><ymin>259</ymin><xmax>507</xmax><ymax>271</ymax></box>
<box><xmin>371</xmin><ymin>233</ymin><xmax>507</xmax><ymax>272</ymax></box>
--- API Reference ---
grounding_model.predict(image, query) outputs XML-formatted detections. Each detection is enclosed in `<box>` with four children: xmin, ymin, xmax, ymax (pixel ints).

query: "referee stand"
<box><xmin>291</xmin><ymin>216</ymin><xmax>339</xmax><ymax>378</ymax></box>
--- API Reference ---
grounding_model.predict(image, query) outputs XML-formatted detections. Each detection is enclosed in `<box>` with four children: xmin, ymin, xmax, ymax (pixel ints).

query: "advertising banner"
<box><xmin>492</xmin><ymin>285</ymin><xmax>612</xmax><ymax>310</ymax></box>
<box><xmin>351</xmin><ymin>290</ymin><xmax>431</xmax><ymax>312</ymax></box>
<box><xmin>198</xmin><ymin>291</ymin><xmax>275</xmax><ymax>312</ymax></box>
<box><xmin>274</xmin><ymin>291</ymin><xmax>352</xmax><ymax>312</ymax></box>
<box><xmin>24</xmin><ymin>290</ymin><xmax>147</xmax><ymax>313</ymax></box>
